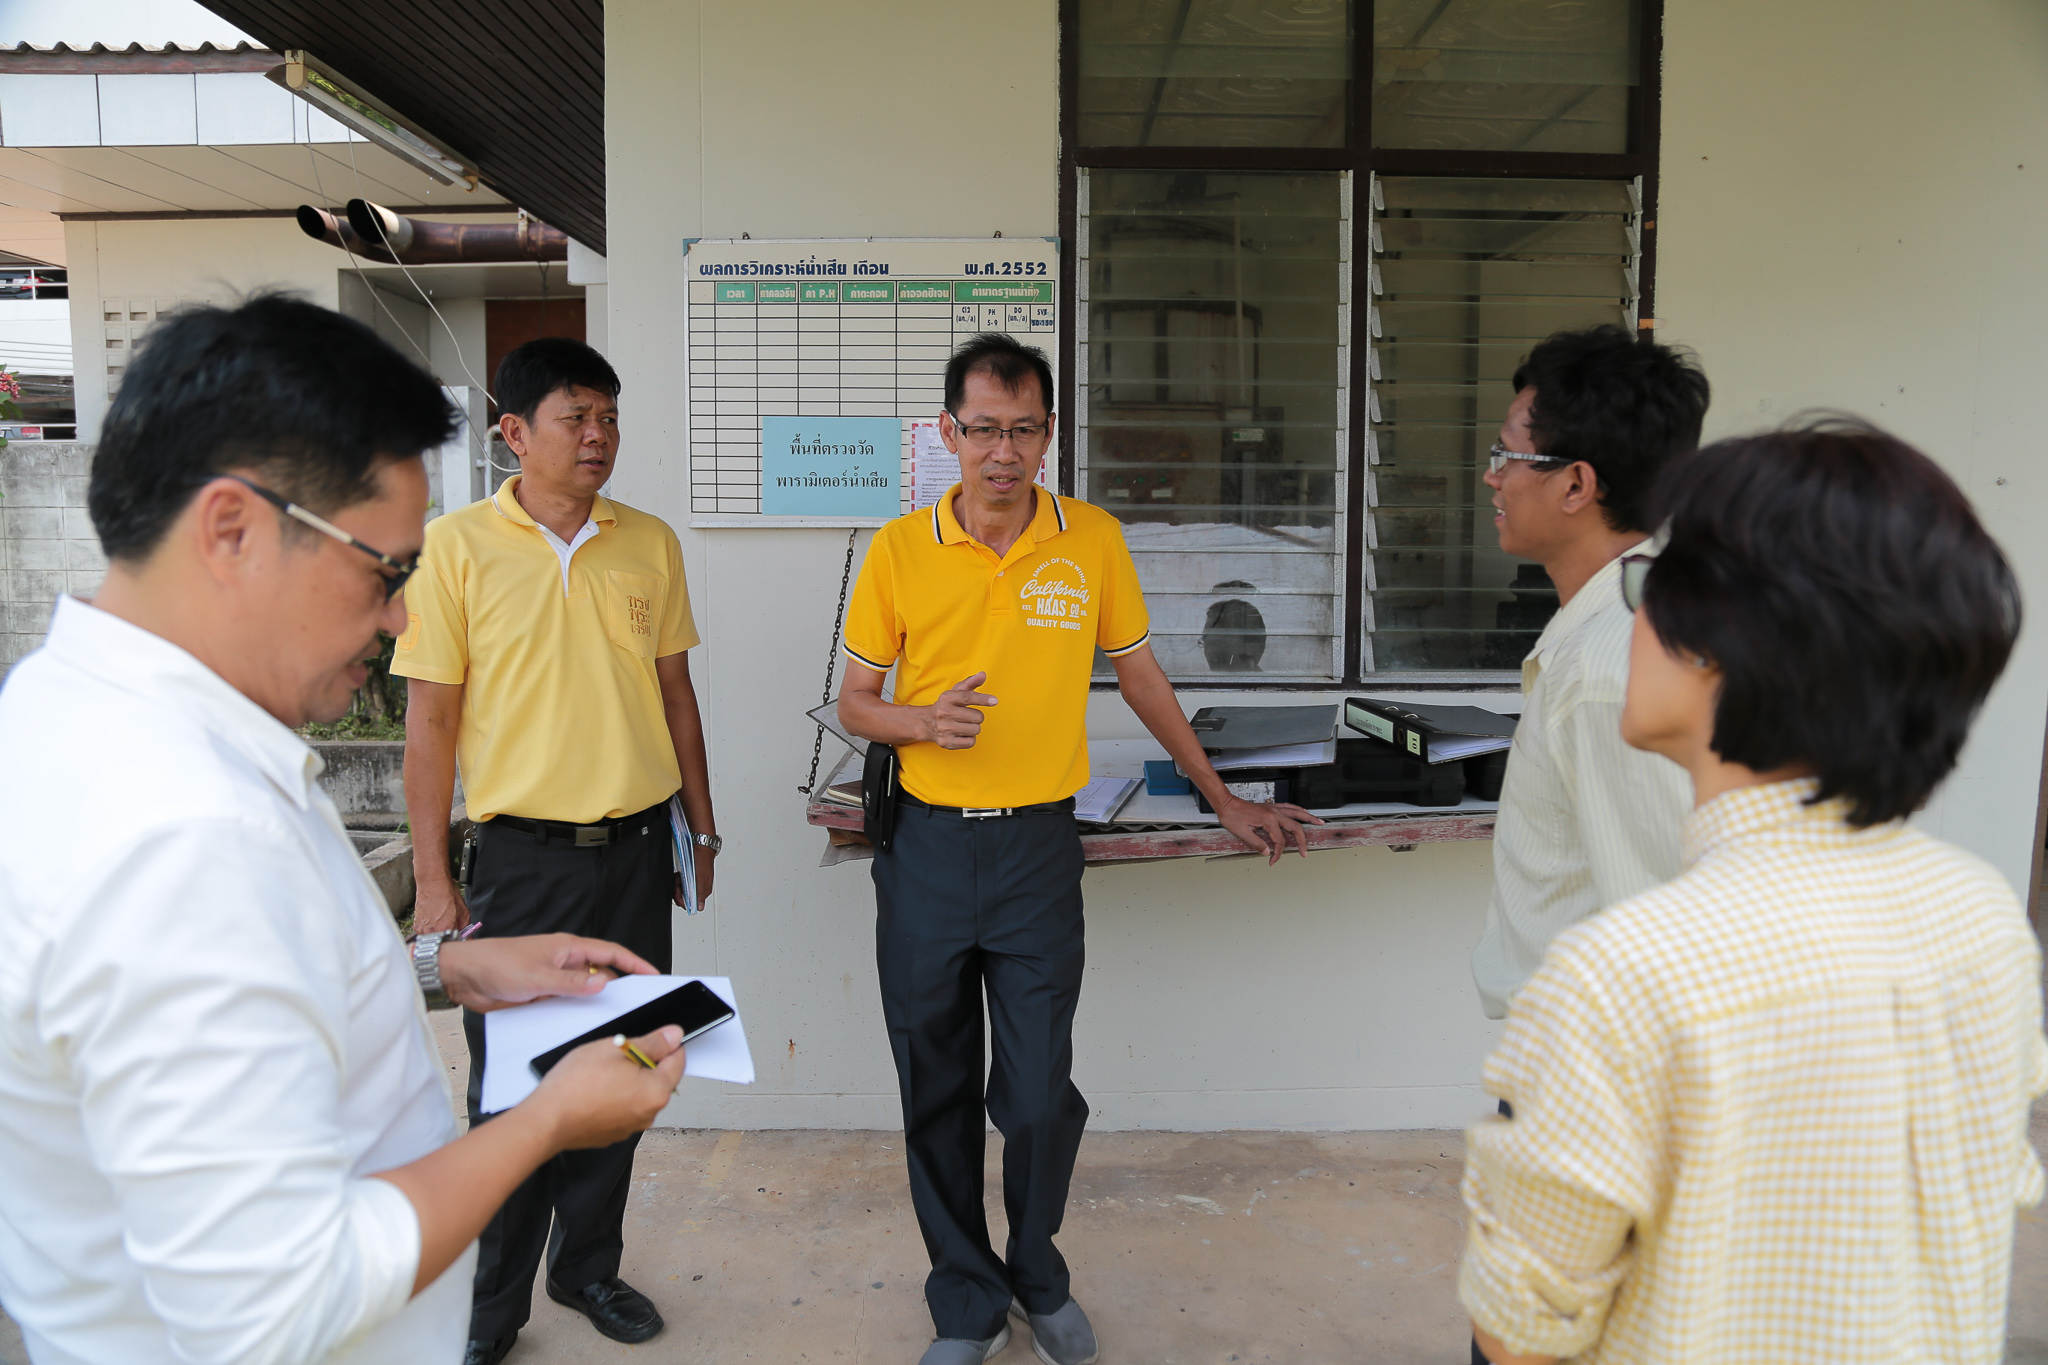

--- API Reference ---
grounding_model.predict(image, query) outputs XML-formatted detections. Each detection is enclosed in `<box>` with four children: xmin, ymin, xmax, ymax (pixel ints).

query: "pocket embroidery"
<box><xmin>605</xmin><ymin>570</ymin><xmax>661</xmax><ymax>656</ymax></box>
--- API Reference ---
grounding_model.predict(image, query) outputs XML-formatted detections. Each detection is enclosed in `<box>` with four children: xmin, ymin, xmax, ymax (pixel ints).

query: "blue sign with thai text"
<box><xmin>759</xmin><ymin>417</ymin><xmax>901</xmax><ymax>518</ymax></box>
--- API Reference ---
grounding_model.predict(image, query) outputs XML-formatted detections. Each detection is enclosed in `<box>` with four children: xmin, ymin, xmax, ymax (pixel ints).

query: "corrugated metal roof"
<box><xmin>1</xmin><ymin>43</ymin><xmax>274</xmax><ymax>52</ymax></box>
<box><xmin>0</xmin><ymin>42</ymin><xmax>277</xmax><ymax>72</ymax></box>
<box><xmin>189</xmin><ymin>1</ymin><xmax>604</xmax><ymax>251</ymax></box>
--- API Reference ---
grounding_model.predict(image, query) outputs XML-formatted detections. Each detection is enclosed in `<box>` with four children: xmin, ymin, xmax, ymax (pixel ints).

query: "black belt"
<box><xmin>900</xmin><ymin>793</ymin><xmax>1076</xmax><ymax>820</ymax></box>
<box><xmin>489</xmin><ymin>808</ymin><xmax>660</xmax><ymax>848</ymax></box>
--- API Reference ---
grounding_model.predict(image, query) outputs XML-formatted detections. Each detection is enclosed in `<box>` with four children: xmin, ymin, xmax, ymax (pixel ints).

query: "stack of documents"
<box><xmin>1072</xmin><ymin>775</ymin><xmax>1140</xmax><ymax>823</ymax></box>
<box><xmin>1344</xmin><ymin>698</ymin><xmax>1518</xmax><ymax>764</ymax></box>
<box><xmin>1184</xmin><ymin>704</ymin><xmax>1339</xmax><ymax>772</ymax></box>
<box><xmin>816</xmin><ymin>747</ymin><xmax>865</xmax><ymax>808</ymax></box>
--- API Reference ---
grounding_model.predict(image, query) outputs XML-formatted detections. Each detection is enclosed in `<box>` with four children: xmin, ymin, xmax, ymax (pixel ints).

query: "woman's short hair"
<box><xmin>1642</xmin><ymin>418</ymin><xmax>2019</xmax><ymax>826</ymax></box>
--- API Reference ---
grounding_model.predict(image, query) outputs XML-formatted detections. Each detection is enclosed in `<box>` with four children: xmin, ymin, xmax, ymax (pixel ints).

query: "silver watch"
<box><xmin>692</xmin><ymin>831</ymin><xmax>723</xmax><ymax>854</ymax></box>
<box><xmin>411</xmin><ymin>930</ymin><xmax>456</xmax><ymax>1010</ymax></box>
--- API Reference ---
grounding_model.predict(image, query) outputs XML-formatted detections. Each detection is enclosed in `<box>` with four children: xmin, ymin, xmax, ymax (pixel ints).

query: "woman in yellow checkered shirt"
<box><xmin>1461</xmin><ymin>419</ymin><xmax>2048</xmax><ymax>1365</ymax></box>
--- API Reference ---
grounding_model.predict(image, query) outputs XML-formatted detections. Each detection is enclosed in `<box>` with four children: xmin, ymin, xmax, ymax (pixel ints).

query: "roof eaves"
<box><xmin>0</xmin><ymin>41</ymin><xmax>278</xmax><ymax>73</ymax></box>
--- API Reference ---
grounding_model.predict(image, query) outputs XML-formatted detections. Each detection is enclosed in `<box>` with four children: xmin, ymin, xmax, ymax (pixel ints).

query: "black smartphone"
<box><xmin>528</xmin><ymin>980</ymin><xmax>735</xmax><ymax>1079</ymax></box>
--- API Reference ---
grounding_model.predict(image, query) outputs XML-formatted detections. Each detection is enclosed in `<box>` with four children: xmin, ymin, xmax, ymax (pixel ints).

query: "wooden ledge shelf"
<box><xmin>806</xmin><ymin>798</ymin><xmax>1494</xmax><ymax>865</ymax></box>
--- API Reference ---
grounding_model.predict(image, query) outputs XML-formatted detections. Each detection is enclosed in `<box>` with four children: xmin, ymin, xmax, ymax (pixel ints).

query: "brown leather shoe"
<box><xmin>545</xmin><ymin>1275</ymin><xmax>664</xmax><ymax>1344</ymax></box>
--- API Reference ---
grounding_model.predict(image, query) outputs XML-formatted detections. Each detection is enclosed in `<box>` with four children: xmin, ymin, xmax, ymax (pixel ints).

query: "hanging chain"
<box><xmin>799</xmin><ymin>529</ymin><xmax>861</xmax><ymax>795</ymax></box>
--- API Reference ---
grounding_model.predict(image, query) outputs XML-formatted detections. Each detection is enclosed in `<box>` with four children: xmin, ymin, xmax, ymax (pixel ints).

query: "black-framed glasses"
<box><xmin>1620</xmin><ymin>553</ymin><xmax>1655</xmax><ymax>612</ymax></box>
<box><xmin>950</xmin><ymin>415</ymin><xmax>1051</xmax><ymax>449</ymax></box>
<box><xmin>1487</xmin><ymin>442</ymin><xmax>1569</xmax><ymax>475</ymax></box>
<box><xmin>221</xmin><ymin>475</ymin><xmax>418</xmax><ymax>601</ymax></box>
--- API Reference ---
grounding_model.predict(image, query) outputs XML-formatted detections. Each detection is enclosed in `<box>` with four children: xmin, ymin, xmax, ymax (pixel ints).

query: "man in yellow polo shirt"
<box><xmin>840</xmin><ymin>334</ymin><xmax>1319</xmax><ymax>1365</ymax></box>
<box><xmin>393</xmin><ymin>339</ymin><xmax>717</xmax><ymax>1365</ymax></box>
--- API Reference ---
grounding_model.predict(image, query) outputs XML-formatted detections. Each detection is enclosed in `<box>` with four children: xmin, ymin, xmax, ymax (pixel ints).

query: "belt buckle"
<box><xmin>960</xmin><ymin>806</ymin><xmax>1011</xmax><ymax>819</ymax></box>
<box><xmin>573</xmin><ymin>826</ymin><xmax>612</xmax><ymax>847</ymax></box>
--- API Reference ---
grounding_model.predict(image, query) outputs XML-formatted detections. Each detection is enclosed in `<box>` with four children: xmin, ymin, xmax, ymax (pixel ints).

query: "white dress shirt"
<box><xmin>1470</xmin><ymin>544</ymin><xmax>1694</xmax><ymax>1019</ymax></box>
<box><xmin>0</xmin><ymin>597</ymin><xmax>473</xmax><ymax>1365</ymax></box>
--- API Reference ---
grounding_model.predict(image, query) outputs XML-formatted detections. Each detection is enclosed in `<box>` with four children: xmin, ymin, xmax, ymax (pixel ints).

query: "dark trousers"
<box><xmin>462</xmin><ymin>801</ymin><xmax>675</xmax><ymax>1341</ymax></box>
<box><xmin>873</xmin><ymin>798</ymin><xmax>1090</xmax><ymax>1342</ymax></box>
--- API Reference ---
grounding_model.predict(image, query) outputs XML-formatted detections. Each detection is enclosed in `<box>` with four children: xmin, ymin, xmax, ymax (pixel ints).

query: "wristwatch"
<box><xmin>692</xmin><ymin>831</ymin><xmax>724</xmax><ymax>855</ymax></box>
<box><xmin>411</xmin><ymin>930</ymin><xmax>456</xmax><ymax>1011</ymax></box>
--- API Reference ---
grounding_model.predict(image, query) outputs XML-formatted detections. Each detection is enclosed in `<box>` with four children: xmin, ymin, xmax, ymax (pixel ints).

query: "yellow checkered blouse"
<box><xmin>1460</xmin><ymin>779</ymin><xmax>2048</xmax><ymax>1363</ymax></box>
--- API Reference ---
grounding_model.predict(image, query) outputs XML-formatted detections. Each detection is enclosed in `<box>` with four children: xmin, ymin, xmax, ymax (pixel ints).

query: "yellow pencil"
<box><xmin>611</xmin><ymin>1034</ymin><xmax>657</xmax><ymax>1069</ymax></box>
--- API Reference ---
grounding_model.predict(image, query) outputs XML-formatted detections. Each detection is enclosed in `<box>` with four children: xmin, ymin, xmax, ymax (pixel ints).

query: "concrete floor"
<box><xmin>1</xmin><ymin>1020</ymin><xmax>2042</xmax><ymax>1364</ymax></box>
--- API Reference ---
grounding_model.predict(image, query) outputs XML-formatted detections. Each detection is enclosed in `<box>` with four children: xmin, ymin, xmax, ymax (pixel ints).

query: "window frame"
<box><xmin>1058</xmin><ymin>0</ymin><xmax>1666</xmax><ymax>687</ymax></box>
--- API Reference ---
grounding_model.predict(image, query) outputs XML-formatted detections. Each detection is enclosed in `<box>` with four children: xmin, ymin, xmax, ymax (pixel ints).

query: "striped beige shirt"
<box><xmin>1460</xmin><ymin>779</ymin><xmax>2048</xmax><ymax>1364</ymax></box>
<box><xmin>1471</xmin><ymin>542</ymin><xmax>1693</xmax><ymax>1018</ymax></box>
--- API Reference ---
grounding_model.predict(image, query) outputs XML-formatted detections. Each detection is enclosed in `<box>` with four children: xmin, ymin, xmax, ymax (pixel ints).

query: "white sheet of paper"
<box><xmin>480</xmin><ymin>974</ymin><xmax>755</xmax><ymax>1113</ymax></box>
<box><xmin>909</xmin><ymin>421</ymin><xmax>956</xmax><ymax>510</ymax></box>
<box><xmin>1073</xmin><ymin>775</ymin><xmax>1139</xmax><ymax>823</ymax></box>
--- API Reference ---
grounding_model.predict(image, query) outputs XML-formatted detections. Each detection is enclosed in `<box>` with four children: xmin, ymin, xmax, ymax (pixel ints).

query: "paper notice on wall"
<box><xmin>909</xmin><ymin>420</ymin><xmax>1049</xmax><ymax>511</ymax></box>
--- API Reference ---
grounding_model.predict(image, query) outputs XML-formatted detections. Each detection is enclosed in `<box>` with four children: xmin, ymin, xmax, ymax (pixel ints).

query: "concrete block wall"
<box><xmin>0</xmin><ymin>443</ymin><xmax>103</xmax><ymax>673</ymax></box>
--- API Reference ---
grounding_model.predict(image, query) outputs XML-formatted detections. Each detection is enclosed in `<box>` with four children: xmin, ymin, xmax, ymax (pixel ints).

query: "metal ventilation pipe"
<box><xmin>295</xmin><ymin>204</ymin><xmax>396</xmax><ymax>262</ymax></box>
<box><xmin>344</xmin><ymin>199</ymin><xmax>568</xmax><ymax>264</ymax></box>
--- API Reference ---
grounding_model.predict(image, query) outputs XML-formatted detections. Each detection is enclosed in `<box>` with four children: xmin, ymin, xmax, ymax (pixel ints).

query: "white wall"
<box><xmin>606</xmin><ymin>0</ymin><xmax>1504</xmax><ymax>1132</ymax></box>
<box><xmin>64</xmin><ymin>220</ymin><xmax>518</xmax><ymax>441</ymax></box>
<box><xmin>65</xmin><ymin>217</ymin><xmax>348</xmax><ymax>440</ymax></box>
<box><xmin>604</xmin><ymin>0</ymin><xmax>2048</xmax><ymax>1133</ymax></box>
<box><xmin>0</xmin><ymin>443</ymin><xmax>102</xmax><ymax>674</ymax></box>
<box><xmin>1656</xmin><ymin>0</ymin><xmax>2048</xmax><ymax>898</ymax></box>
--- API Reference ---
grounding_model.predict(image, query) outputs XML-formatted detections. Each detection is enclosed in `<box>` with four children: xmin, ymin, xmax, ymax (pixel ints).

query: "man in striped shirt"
<box><xmin>1469</xmin><ymin>326</ymin><xmax>1712</xmax><ymax>1021</ymax></box>
<box><xmin>1463</xmin><ymin>420</ymin><xmax>2047</xmax><ymax>1364</ymax></box>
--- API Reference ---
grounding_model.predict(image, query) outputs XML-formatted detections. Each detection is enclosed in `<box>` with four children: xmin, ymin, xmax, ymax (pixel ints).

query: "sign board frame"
<box><xmin>684</xmin><ymin>237</ymin><xmax>1059</xmax><ymax>528</ymax></box>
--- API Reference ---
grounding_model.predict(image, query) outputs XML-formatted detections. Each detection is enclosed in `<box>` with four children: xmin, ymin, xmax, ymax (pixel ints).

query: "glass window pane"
<box><xmin>1366</xmin><ymin>175</ymin><xmax>1639</xmax><ymax>672</ymax></box>
<box><xmin>1078</xmin><ymin>0</ymin><xmax>1353</xmax><ymax>148</ymax></box>
<box><xmin>1372</xmin><ymin>0</ymin><xmax>1638</xmax><ymax>152</ymax></box>
<box><xmin>1081</xmin><ymin>168</ymin><xmax>1347</xmax><ymax>681</ymax></box>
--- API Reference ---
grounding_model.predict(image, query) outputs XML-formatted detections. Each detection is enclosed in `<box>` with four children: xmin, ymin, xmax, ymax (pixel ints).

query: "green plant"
<box><xmin>295</xmin><ymin>632</ymin><xmax>407</xmax><ymax>741</ymax></box>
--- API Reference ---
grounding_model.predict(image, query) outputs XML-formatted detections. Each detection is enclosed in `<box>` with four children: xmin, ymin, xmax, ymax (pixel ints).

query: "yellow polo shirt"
<box><xmin>391</xmin><ymin>476</ymin><xmax>699</xmax><ymax>823</ymax></box>
<box><xmin>842</xmin><ymin>486</ymin><xmax>1150</xmax><ymax>808</ymax></box>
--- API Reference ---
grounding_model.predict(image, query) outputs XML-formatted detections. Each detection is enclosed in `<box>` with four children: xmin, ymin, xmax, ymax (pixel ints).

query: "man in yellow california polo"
<box><xmin>840</xmin><ymin>333</ymin><xmax>1318</xmax><ymax>1365</ymax></box>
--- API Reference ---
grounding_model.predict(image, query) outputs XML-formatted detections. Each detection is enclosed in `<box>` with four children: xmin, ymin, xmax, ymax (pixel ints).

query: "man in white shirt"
<box><xmin>0</xmin><ymin>295</ymin><xmax>687</xmax><ymax>1365</ymax></box>
<box><xmin>1470</xmin><ymin>325</ymin><xmax>1711</xmax><ymax>1020</ymax></box>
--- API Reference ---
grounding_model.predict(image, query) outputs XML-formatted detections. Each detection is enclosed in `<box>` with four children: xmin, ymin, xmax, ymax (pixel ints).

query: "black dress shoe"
<box><xmin>464</xmin><ymin>1335</ymin><xmax>516</xmax><ymax>1365</ymax></box>
<box><xmin>545</xmin><ymin>1275</ymin><xmax>665</xmax><ymax>1343</ymax></box>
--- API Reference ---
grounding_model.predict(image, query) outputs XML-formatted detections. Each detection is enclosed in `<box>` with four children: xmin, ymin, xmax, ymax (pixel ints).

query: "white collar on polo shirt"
<box><xmin>533</xmin><ymin>518</ymin><xmax>600</xmax><ymax>595</ymax></box>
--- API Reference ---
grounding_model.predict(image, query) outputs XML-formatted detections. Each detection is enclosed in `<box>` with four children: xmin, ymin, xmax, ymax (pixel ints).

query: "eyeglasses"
<box><xmin>221</xmin><ymin>475</ymin><xmax>418</xmax><ymax>601</ymax></box>
<box><xmin>1488</xmin><ymin>443</ymin><xmax>1568</xmax><ymax>476</ymax></box>
<box><xmin>950</xmin><ymin>416</ymin><xmax>1050</xmax><ymax>450</ymax></box>
<box><xmin>1620</xmin><ymin>553</ymin><xmax>1654</xmax><ymax>613</ymax></box>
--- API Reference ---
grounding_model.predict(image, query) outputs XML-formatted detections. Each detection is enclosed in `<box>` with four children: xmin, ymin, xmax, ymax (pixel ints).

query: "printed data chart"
<box><xmin>685</xmin><ymin>238</ymin><xmax>1058</xmax><ymax>524</ymax></box>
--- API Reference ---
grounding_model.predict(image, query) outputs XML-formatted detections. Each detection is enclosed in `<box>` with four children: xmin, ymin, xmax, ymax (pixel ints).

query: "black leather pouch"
<box><xmin>862</xmin><ymin>742</ymin><xmax>900</xmax><ymax>853</ymax></box>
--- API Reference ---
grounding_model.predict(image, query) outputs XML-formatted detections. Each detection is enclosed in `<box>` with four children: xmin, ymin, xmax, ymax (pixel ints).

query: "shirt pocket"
<box><xmin>604</xmin><ymin>570</ymin><xmax>662</xmax><ymax>657</ymax></box>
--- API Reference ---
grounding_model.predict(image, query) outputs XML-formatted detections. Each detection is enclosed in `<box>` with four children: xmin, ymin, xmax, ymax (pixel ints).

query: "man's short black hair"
<box><xmin>495</xmin><ymin>337</ymin><xmax>620</xmax><ymax>424</ymax></box>
<box><xmin>945</xmin><ymin>333</ymin><xmax>1054</xmax><ymax>416</ymax></box>
<box><xmin>1642</xmin><ymin>418</ymin><xmax>2019</xmax><ymax>827</ymax></box>
<box><xmin>1513</xmin><ymin>324</ymin><xmax>1711</xmax><ymax>534</ymax></box>
<box><xmin>89</xmin><ymin>294</ymin><xmax>456</xmax><ymax>563</ymax></box>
